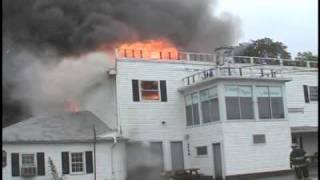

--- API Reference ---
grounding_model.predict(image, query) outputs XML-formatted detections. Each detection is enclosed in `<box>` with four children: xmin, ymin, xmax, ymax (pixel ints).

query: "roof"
<box><xmin>291</xmin><ymin>126</ymin><xmax>318</xmax><ymax>133</ymax></box>
<box><xmin>3</xmin><ymin>111</ymin><xmax>120</xmax><ymax>143</ymax></box>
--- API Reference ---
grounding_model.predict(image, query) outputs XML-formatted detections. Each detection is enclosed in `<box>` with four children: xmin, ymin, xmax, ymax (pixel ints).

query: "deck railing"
<box><xmin>115</xmin><ymin>49</ymin><xmax>318</xmax><ymax>68</ymax></box>
<box><xmin>182</xmin><ymin>66</ymin><xmax>282</xmax><ymax>86</ymax></box>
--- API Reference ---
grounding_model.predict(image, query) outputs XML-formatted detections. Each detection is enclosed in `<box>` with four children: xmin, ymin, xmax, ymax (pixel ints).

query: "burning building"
<box><xmin>2</xmin><ymin>0</ymin><xmax>318</xmax><ymax>180</ymax></box>
<box><xmin>3</xmin><ymin>40</ymin><xmax>318</xmax><ymax>180</ymax></box>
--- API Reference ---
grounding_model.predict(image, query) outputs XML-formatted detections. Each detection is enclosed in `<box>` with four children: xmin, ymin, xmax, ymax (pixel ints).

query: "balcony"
<box><xmin>182</xmin><ymin>66</ymin><xmax>286</xmax><ymax>86</ymax></box>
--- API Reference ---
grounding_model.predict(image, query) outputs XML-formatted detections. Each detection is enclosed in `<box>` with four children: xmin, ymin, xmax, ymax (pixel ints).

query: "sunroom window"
<box><xmin>185</xmin><ymin>93</ymin><xmax>200</xmax><ymax>126</ymax></box>
<box><xmin>225</xmin><ymin>85</ymin><xmax>254</xmax><ymax>120</ymax></box>
<box><xmin>257</xmin><ymin>86</ymin><xmax>284</xmax><ymax>119</ymax></box>
<box><xmin>200</xmin><ymin>87</ymin><xmax>220</xmax><ymax>122</ymax></box>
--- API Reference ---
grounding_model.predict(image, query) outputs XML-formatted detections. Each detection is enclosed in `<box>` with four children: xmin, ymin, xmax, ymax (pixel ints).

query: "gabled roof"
<box><xmin>3</xmin><ymin>111</ymin><xmax>119</xmax><ymax>143</ymax></box>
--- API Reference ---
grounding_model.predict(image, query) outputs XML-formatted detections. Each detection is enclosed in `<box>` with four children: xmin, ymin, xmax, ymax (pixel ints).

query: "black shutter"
<box><xmin>160</xmin><ymin>80</ymin><xmax>167</xmax><ymax>102</ymax></box>
<box><xmin>37</xmin><ymin>152</ymin><xmax>45</xmax><ymax>176</ymax></box>
<box><xmin>85</xmin><ymin>151</ymin><xmax>93</xmax><ymax>174</ymax></box>
<box><xmin>61</xmin><ymin>152</ymin><xmax>69</xmax><ymax>174</ymax></box>
<box><xmin>11</xmin><ymin>153</ymin><xmax>20</xmax><ymax>177</ymax></box>
<box><xmin>132</xmin><ymin>80</ymin><xmax>140</xmax><ymax>102</ymax></box>
<box><xmin>303</xmin><ymin>85</ymin><xmax>309</xmax><ymax>103</ymax></box>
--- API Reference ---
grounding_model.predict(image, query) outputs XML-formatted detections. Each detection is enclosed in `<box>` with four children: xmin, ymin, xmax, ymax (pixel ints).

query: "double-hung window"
<box><xmin>21</xmin><ymin>154</ymin><xmax>35</xmax><ymax>167</ymax></box>
<box><xmin>200</xmin><ymin>87</ymin><xmax>220</xmax><ymax>123</ymax></box>
<box><xmin>70</xmin><ymin>152</ymin><xmax>84</xmax><ymax>173</ymax></box>
<box><xmin>225</xmin><ymin>85</ymin><xmax>254</xmax><ymax>120</ymax></box>
<box><xmin>140</xmin><ymin>81</ymin><xmax>160</xmax><ymax>100</ymax></box>
<box><xmin>185</xmin><ymin>93</ymin><xmax>200</xmax><ymax>126</ymax></box>
<box><xmin>257</xmin><ymin>86</ymin><xmax>284</xmax><ymax>119</ymax></box>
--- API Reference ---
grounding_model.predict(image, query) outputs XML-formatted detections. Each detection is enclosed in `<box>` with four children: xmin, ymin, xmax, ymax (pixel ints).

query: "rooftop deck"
<box><xmin>115</xmin><ymin>49</ymin><xmax>318</xmax><ymax>68</ymax></box>
<box><xmin>182</xmin><ymin>66</ymin><xmax>288</xmax><ymax>86</ymax></box>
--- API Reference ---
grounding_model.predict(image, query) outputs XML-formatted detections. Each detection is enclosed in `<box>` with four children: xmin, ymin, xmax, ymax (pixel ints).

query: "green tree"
<box><xmin>48</xmin><ymin>157</ymin><xmax>64</xmax><ymax>180</ymax></box>
<box><xmin>241</xmin><ymin>37</ymin><xmax>291</xmax><ymax>59</ymax></box>
<box><xmin>295</xmin><ymin>51</ymin><xmax>318</xmax><ymax>61</ymax></box>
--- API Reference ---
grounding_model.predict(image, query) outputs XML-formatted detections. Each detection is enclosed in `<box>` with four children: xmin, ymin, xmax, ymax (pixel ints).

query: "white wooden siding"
<box><xmin>2</xmin><ymin>142</ymin><xmax>126</xmax><ymax>180</ymax></box>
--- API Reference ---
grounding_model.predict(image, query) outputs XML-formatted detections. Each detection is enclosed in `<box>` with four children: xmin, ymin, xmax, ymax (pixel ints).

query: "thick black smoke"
<box><xmin>3</xmin><ymin>0</ymin><xmax>241</xmax><ymax>126</ymax></box>
<box><xmin>3</xmin><ymin>0</ymin><xmax>240</xmax><ymax>54</ymax></box>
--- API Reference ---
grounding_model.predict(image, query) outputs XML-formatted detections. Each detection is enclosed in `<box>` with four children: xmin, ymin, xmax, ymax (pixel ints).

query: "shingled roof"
<box><xmin>3</xmin><ymin>111</ymin><xmax>116</xmax><ymax>143</ymax></box>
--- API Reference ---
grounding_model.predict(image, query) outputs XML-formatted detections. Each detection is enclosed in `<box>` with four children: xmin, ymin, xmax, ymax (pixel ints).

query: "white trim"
<box><xmin>139</xmin><ymin>80</ymin><xmax>161</xmax><ymax>102</ymax></box>
<box><xmin>69</xmin><ymin>152</ymin><xmax>86</xmax><ymax>175</ymax></box>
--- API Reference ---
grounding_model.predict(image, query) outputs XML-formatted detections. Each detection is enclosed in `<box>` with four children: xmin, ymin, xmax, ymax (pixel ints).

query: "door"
<box><xmin>212</xmin><ymin>143</ymin><xmax>223</xmax><ymax>180</ymax></box>
<box><xmin>150</xmin><ymin>142</ymin><xmax>165</xmax><ymax>180</ymax></box>
<box><xmin>171</xmin><ymin>141</ymin><xmax>184</xmax><ymax>170</ymax></box>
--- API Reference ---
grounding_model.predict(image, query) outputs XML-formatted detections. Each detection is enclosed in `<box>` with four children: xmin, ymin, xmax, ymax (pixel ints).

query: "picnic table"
<box><xmin>160</xmin><ymin>168</ymin><xmax>201</xmax><ymax>180</ymax></box>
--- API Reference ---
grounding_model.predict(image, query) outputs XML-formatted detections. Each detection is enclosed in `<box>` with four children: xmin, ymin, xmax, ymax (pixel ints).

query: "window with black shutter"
<box><xmin>61</xmin><ymin>152</ymin><xmax>69</xmax><ymax>174</ymax></box>
<box><xmin>11</xmin><ymin>153</ymin><xmax>20</xmax><ymax>176</ymax></box>
<box><xmin>85</xmin><ymin>151</ymin><xmax>93</xmax><ymax>174</ymax></box>
<box><xmin>3</xmin><ymin>150</ymin><xmax>6</xmax><ymax>167</ymax></box>
<box><xmin>132</xmin><ymin>80</ymin><xmax>140</xmax><ymax>101</ymax></box>
<box><xmin>303</xmin><ymin>85</ymin><xmax>310</xmax><ymax>103</ymax></box>
<box><xmin>160</xmin><ymin>80</ymin><xmax>167</xmax><ymax>102</ymax></box>
<box><xmin>37</xmin><ymin>152</ymin><xmax>45</xmax><ymax>176</ymax></box>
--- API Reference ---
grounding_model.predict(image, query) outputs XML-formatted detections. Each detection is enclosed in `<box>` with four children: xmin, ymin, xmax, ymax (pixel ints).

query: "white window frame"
<box><xmin>308</xmin><ymin>86</ymin><xmax>318</xmax><ymax>101</ymax></box>
<box><xmin>224</xmin><ymin>85</ymin><xmax>254</xmax><ymax>120</ymax></box>
<box><xmin>139</xmin><ymin>80</ymin><xmax>161</xmax><ymax>102</ymax></box>
<box><xmin>21</xmin><ymin>153</ymin><xmax>36</xmax><ymax>168</ymax></box>
<box><xmin>199</xmin><ymin>86</ymin><xmax>219</xmax><ymax>123</ymax></box>
<box><xmin>256</xmin><ymin>86</ymin><xmax>285</xmax><ymax>119</ymax></box>
<box><xmin>185</xmin><ymin>92</ymin><xmax>201</xmax><ymax>127</ymax></box>
<box><xmin>69</xmin><ymin>152</ymin><xmax>86</xmax><ymax>175</ymax></box>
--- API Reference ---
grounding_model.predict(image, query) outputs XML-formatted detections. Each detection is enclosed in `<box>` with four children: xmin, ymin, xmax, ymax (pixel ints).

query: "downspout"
<box><xmin>92</xmin><ymin>125</ymin><xmax>97</xmax><ymax>180</ymax></box>
<box><xmin>110</xmin><ymin>135</ymin><xmax>118</xmax><ymax>180</ymax></box>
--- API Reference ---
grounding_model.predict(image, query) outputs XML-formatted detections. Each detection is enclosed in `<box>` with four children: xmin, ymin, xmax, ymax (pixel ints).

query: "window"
<box><xmin>196</xmin><ymin>146</ymin><xmax>208</xmax><ymax>156</ymax></box>
<box><xmin>140</xmin><ymin>81</ymin><xmax>160</xmax><ymax>100</ymax></box>
<box><xmin>225</xmin><ymin>85</ymin><xmax>254</xmax><ymax>120</ymax></box>
<box><xmin>257</xmin><ymin>86</ymin><xmax>284</xmax><ymax>119</ymax></box>
<box><xmin>70</xmin><ymin>152</ymin><xmax>84</xmax><ymax>173</ymax></box>
<box><xmin>309</xmin><ymin>86</ymin><xmax>318</xmax><ymax>101</ymax></box>
<box><xmin>132</xmin><ymin>80</ymin><xmax>167</xmax><ymax>102</ymax></box>
<box><xmin>200</xmin><ymin>87</ymin><xmax>220</xmax><ymax>123</ymax></box>
<box><xmin>253</xmin><ymin>134</ymin><xmax>266</xmax><ymax>144</ymax></box>
<box><xmin>185</xmin><ymin>93</ymin><xmax>200</xmax><ymax>126</ymax></box>
<box><xmin>3</xmin><ymin>151</ymin><xmax>6</xmax><ymax>167</ymax></box>
<box><xmin>21</xmin><ymin>154</ymin><xmax>37</xmax><ymax>177</ymax></box>
<box><xmin>22</xmin><ymin>154</ymin><xmax>35</xmax><ymax>167</ymax></box>
<box><xmin>303</xmin><ymin>85</ymin><xmax>318</xmax><ymax>103</ymax></box>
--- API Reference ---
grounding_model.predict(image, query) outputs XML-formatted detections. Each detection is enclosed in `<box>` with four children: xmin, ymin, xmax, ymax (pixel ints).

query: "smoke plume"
<box><xmin>3</xmin><ymin>0</ymin><xmax>240</xmax><ymax>54</ymax></box>
<box><xmin>3</xmin><ymin>0</ymin><xmax>241</xmax><ymax>126</ymax></box>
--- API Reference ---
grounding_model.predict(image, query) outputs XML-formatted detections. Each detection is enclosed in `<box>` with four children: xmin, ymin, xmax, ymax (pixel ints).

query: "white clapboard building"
<box><xmin>2</xmin><ymin>48</ymin><xmax>318</xmax><ymax>180</ymax></box>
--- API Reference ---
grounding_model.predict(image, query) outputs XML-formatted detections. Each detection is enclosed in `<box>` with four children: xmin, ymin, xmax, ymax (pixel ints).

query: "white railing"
<box><xmin>115</xmin><ymin>48</ymin><xmax>215</xmax><ymax>62</ymax></box>
<box><xmin>115</xmin><ymin>49</ymin><xmax>318</xmax><ymax>68</ymax></box>
<box><xmin>182</xmin><ymin>66</ymin><xmax>283</xmax><ymax>86</ymax></box>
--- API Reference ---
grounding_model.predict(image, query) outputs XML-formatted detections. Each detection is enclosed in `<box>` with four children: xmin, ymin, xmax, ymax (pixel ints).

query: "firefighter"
<box><xmin>290</xmin><ymin>143</ymin><xmax>310</xmax><ymax>180</ymax></box>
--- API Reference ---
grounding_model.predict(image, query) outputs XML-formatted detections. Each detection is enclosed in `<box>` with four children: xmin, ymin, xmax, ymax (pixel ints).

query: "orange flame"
<box><xmin>64</xmin><ymin>98</ymin><xmax>80</xmax><ymax>113</ymax></box>
<box><xmin>118</xmin><ymin>39</ymin><xmax>179</xmax><ymax>60</ymax></box>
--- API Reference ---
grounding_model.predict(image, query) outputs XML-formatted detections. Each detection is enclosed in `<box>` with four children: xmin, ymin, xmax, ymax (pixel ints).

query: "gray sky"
<box><xmin>215</xmin><ymin>0</ymin><xmax>318</xmax><ymax>57</ymax></box>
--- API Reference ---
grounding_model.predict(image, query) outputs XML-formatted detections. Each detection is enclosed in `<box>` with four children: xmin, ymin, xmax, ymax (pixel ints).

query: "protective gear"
<box><xmin>290</xmin><ymin>148</ymin><xmax>310</xmax><ymax>180</ymax></box>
